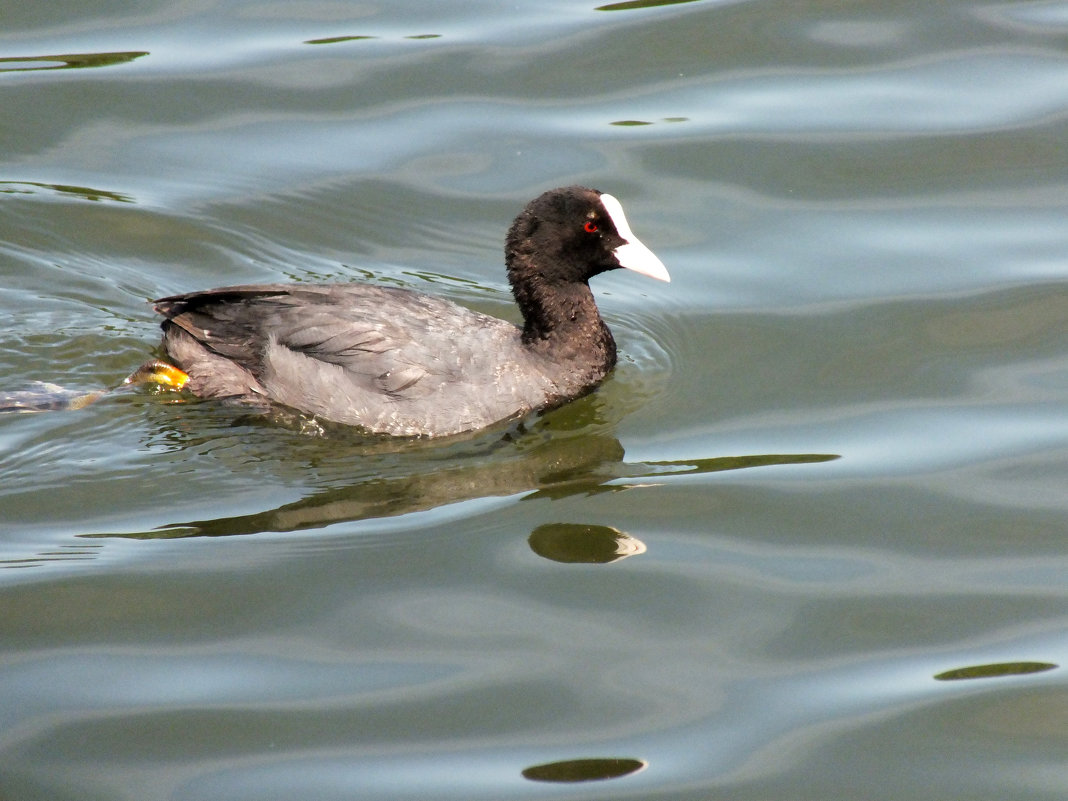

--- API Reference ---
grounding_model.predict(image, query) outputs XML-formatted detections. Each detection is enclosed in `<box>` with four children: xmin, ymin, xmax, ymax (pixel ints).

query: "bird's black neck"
<box><xmin>507</xmin><ymin>253</ymin><xmax>617</xmax><ymax>377</ymax></box>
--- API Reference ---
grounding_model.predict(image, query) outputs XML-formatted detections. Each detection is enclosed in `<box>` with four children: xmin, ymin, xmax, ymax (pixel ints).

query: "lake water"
<box><xmin>3</xmin><ymin>0</ymin><xmax>1068</xmax><ymax>798</ymax></box>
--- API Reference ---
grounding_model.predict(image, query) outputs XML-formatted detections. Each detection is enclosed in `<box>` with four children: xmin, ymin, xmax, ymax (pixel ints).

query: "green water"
<box><xmin>3</xmin><ymin>0</ymin><xmax>1068</xmax><ymax>798</ymax></box>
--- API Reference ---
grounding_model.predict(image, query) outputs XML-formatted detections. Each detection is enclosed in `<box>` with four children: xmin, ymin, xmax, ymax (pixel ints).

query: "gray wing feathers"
<box><xmin>157</xmin><ymin>283</ymin><xmax>553</xmax><ymax>434</ymax></box>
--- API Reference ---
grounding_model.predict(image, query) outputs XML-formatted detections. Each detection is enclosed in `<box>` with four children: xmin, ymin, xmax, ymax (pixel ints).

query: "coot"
<box><xmin>148</xmin><ymin>186</ymin><xmax>669</xmax><ymax>436</ymax></box>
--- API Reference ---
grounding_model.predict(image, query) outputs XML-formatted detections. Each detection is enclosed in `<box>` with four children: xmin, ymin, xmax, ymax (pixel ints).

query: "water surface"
<box><xmin>3</xmin><ymin>0</ymin><xmax>1068</xmax><ymax>799</ymax></box>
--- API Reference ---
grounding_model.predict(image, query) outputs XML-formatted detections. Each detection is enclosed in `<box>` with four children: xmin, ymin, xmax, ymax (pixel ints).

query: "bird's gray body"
<box><xmin>158</xmin><ymin>283</ymin><xmax>604</xmax><ymax>436</ymax></box>
<box><xmin>152</xmin><ymin>186</ymin><xmax>669</xmax><ymax>437</ymax></box>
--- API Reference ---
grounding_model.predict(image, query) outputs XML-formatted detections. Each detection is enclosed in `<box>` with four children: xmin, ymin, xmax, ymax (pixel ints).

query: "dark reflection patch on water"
<box><xmin>527</xmin><ymin>523</ymin><xmax>646</xmax><ymax>563</ymax></box>
<box><xmin>610</xmin><ymin>117</ymin><xmax>691</xmax><ymax>126</ymax></box>
<box><xmin>302</xmin><ymin>33</ymin><xmax>441</xmax><ymax>44</ymax></box>
<box><xmin>934</xmin><ymin>662</ymin><xmax>1058</xmax><ymax>681</ymax></box>
<box><xmin>0</xmin><ymin>51</ymin><xmax>148</xmax><ymax>73</ymax></box>
<box><xmin>0</xmin><ymin>182</ymin><xmax>134</xmax><ymax>203</ymax></box>
<box><xmin>634</xmin><ymin>452</ymin><xmax>841</xmax><ymax>476</ymax></box>
<box><xmin>303</xmin><ymin>35</ymin><xmax>378</xmax><ymax>45</ymax></box>
<box><xmin>521</xmin><ymin>756</ymin><xmax>647</xmax><ymax>782</ymax></box>
<box><xmin>596</xmin><ymin>0</ymin><xmax>702</xmax><ymax>10</ymax></box>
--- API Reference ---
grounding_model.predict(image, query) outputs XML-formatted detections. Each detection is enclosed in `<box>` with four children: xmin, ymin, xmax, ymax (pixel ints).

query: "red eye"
<box><xmin>584</xmin><ymin>221</ymin><xmax>599</xmax><ymax>233</ymax></box>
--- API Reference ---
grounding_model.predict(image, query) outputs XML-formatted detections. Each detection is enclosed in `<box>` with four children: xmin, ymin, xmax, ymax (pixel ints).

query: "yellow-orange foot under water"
<box><xmin>0</xmin><ymin>361</ymin><xmax>189</xmax><ymax>414</ymax></box>
<box><xmin>124</xmin><ymin>360</ymin><xmax>190</xmax><ymax>390</ymax></box>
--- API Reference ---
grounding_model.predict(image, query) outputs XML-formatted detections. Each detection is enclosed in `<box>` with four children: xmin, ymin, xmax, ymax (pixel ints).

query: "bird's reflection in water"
<box><xmin>522</xmin><ymin>756</ymin><xmax>647</xmax><ymax>783</ymax></box>
<box><xmin>89</xmin><ymin>405</ymin><xmax>838</xmax><ymax>539</ymax></box>
<box><xmin>527</xmin><ymin>523</ymin><xmax>646</xmax><ymax>564</ymax></box>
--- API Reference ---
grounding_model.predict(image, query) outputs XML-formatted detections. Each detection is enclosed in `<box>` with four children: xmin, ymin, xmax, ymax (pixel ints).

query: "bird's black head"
<box><xmin>506</xmin><ymin>186</ymin><xmax>669</xmax><ymax>288</ymax></box>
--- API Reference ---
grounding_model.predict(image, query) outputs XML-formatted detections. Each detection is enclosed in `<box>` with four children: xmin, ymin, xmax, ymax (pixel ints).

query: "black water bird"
<box><xmin>146</xmin><ymin>186</ymin><xmax>669</xmax><ymax>436</ymax></box>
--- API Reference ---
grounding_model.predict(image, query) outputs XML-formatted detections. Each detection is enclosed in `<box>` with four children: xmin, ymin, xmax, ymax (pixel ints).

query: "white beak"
<box><xmin>600</xmin><ymin>193</ymin><xmax>670</xmax><ymax>283</ymax></box>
